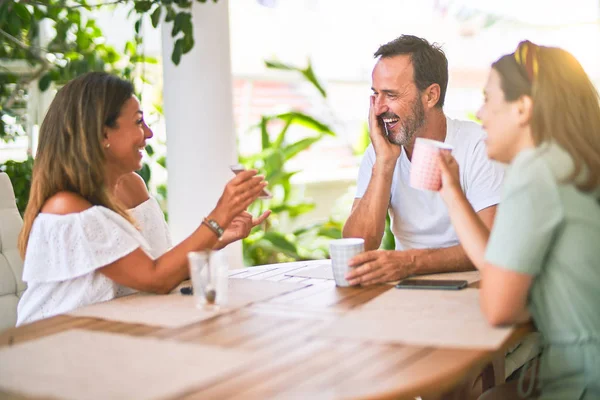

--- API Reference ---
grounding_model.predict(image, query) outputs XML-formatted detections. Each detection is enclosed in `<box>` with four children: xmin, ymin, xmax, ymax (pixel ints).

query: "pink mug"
<box><xmin>410</xmin><ymin>138</ymin><xmax>454</xmax><ymax>191</ymax></box>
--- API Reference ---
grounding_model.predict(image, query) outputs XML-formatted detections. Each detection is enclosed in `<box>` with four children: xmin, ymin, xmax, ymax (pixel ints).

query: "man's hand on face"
<box><xmin>369</xmin><ymin>95</ymin><xmax>402</xmax><ymax>167</ymax></box>
<box><xmin>345</xmin><ymin>249</ymin><xmax>415</xmax><ymax>286</ymax></box>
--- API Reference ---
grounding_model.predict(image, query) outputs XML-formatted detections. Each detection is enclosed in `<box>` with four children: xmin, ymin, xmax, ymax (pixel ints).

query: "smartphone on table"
<box><xmin>230</xmin><ymin>164</ymin><xmax>273</xmax><ymax>200</ymax></box>
<box><xmin>395</xmin><ymin>279</ymin><xmax>468</xmax><ymax>291</ymax></box>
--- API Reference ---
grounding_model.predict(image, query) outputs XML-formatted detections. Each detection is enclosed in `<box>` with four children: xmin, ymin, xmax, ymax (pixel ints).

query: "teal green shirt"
<box><xmin>486</xmin><ymin>144</ymin><xmax>600</xmax><ymax>399</ymax></box>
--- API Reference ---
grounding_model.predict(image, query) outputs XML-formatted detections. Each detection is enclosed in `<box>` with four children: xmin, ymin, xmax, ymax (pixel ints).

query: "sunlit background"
<box><xmin>1</xmin><ymin>0</ymin><xmax>599</xmax><ymax>263</ymax></box>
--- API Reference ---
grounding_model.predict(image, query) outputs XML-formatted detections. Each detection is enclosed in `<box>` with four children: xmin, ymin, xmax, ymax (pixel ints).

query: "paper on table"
<box><xmin>0</xmin><ymin>329</ymin><xmax>255</xmax><ymax>400</ymax></box>
<box><xmin>317</xmin><ymin>288</ymin><xmax>513</xmax><ymax>349</ymax></box>
<box><xmin>69</xmin><ymin>279</ymin><xmax>307</xmax><ymax>328</ymax></box>
<box><xmin>285</xmin><ymin>262</ymin><xmax>481</xmax><ymax>285</ymax></box>
<box><xmin>284</xmin><ymin>261</ymin><xmax>333</xmax><ymax>280</ymax></box>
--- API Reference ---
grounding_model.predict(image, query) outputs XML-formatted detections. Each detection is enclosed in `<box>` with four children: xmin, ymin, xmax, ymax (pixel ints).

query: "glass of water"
<box><xmin>187</xmin><ymin>250</ymin><xmax>228</xmax><ymax>310</ymax></box>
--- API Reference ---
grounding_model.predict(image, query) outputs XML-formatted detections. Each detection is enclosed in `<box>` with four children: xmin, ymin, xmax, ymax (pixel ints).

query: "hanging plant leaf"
<box><xmin>172</xmin><ymin>38</ymin><xmax>184</xmax><ymax>65</ymax></box>
<box><xmin>150</xmin><ymin>6</ymin><xmax>162</xmax><ymax>28</ymax></box>
<box><xmin>38</xmin><ymin>73</ymin><xmax>53</xmax><ymax>91</ymax></box>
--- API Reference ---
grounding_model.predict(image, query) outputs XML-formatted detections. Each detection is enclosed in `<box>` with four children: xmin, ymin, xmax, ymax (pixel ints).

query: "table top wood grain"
<box><xmin>0</xmin><ymin>260</ymin><xmax>531</xmax><ymax>400</ymax></box>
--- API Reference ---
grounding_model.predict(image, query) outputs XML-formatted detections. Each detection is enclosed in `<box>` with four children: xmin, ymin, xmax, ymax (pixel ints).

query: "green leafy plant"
<box><xmin>1</xmin><ymin>0</ymin><xmax>213</xmax><ymax>214</ymax></box>
<box><xmin>2</xmin><ymin>2</ymin><xmax>123</xmax><ymax>141</ymax></box>
<box><xmin>1</xmin><ymin>0</ymin><xmax>217</xmax><ymax>142</ymax></box>
<box><xmin>241</xmin><ymin>60</ymin><xmax>345</xmax><ymax>266</ymax></box>
<box><xmin>0</xmin><ymin>156</ymin><xmax>33</xmax><ymax>215</ymax></box>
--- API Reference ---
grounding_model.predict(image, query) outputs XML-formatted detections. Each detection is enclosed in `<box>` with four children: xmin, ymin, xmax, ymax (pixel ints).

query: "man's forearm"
<box><xmin>343</xmin><ymin>163</ymin><xmax>395</xmax><ymax>250</ymax></box>
<box><xmin>346</xmin><ymin>244</ymin><xmax>476</xmax><ymax>286</ymax></box>
<box><xmin>409</xmin><ymin>244</ymin><xmax>475</xmax><ymax>276</ymax></box>
<box><xmin>343</xmin><ymin>204</ymin><xmax>386</xmax><ymax>250</ymax></box>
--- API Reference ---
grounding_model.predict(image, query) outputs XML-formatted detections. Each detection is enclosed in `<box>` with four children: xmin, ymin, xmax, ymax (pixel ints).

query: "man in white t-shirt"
<box><xmin>343</xmin><ymin>35</ymin><xmax>504</xmax><ymax>286</ymax></box>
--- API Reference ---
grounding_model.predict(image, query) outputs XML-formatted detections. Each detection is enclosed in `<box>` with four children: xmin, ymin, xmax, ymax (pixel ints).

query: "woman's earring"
<box><xmin>105</xmin><ymin>143</ymin><xmax>110</xmax><ymax>149</ymax></box>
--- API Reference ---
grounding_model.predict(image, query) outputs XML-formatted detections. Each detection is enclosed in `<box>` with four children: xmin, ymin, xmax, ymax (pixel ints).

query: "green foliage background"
<box><xmin>0</xmin><ymin>1</ymin><xmax>354</xmax><ymax>266</ymax></box>
<box><xmin>241</xmin><ymin>60</ymin><xmax>345</xmax><ymax>265</ymax></box>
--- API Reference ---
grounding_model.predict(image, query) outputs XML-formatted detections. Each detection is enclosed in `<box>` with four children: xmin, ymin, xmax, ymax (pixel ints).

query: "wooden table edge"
<box><xmin>350</xmin><ymin>322</ymin><xmax>535</xmax><ymax>400</ymax></box>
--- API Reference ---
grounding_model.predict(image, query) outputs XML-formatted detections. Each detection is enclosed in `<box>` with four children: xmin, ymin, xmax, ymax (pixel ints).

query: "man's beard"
<box><xmin>388</xmin><ymin>98</ymin><xmax>426</xmax><ymax>146</ymax></box>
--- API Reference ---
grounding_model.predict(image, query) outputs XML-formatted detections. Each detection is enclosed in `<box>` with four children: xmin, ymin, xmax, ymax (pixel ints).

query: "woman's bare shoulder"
<box><xmin>40</xmin><ymin>192</ymin><xmax>93</xmax><ymax>215</ymax></box>
<box><xmin>115</xmin><ymin>172</ymin><xmax>150</xmax><ymax>209</ymax></box>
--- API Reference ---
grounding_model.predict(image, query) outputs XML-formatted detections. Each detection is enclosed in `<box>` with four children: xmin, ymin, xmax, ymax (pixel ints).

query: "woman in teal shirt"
<box><xmin>438</xmin><ymin>41</ymin><xmax>600</xmax><ymax>399</ymax></box>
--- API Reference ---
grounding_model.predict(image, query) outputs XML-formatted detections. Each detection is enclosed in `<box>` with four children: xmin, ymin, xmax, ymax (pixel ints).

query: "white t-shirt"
<box><xmin>16</xmin><ymin>200</ymin><xmax>169</xmax><ymax>326</ymax></box>
<box><xmin>356</xmin><ymin>117</ymin><xmax>504</xmax><ymax>251</ymax></box>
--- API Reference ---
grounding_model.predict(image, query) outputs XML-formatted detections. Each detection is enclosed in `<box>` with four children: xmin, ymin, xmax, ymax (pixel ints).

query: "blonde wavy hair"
<box><xmin>18</xmin><ymin>72</ymin><xmax>136</xmax><ymax>258</ymax></box>
<box><xmin>492</xmin><ymin>41</ymin><xmax>600</xmax><ymax>192</ymax></box>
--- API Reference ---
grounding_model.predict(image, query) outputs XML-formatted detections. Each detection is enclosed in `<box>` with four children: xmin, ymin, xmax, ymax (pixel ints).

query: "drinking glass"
<box><xmin>187</xmin><ymin>250</ymin><xmax>229</xmax><ymax>310</ymax></box>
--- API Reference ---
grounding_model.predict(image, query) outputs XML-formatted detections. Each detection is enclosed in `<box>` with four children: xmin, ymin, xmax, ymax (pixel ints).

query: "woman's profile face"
<box><xmin>104</xmin><ymin>96</ymin><xmax>153</xmax><ymax>174</ymax></box>
<box><xmin>477</xmin><ymin>69</ymin><xmax>526</xmax><ymax>164</ymax></box>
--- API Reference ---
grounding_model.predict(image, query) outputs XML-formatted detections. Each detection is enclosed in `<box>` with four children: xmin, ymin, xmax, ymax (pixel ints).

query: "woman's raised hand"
<box><xmin>215</xmin><ymin>210</ymin><xmax>271</xmax><ymax>249</ymax></box>
<box><xmin>210</xmin><ymin>169</ymin><xmax>268</xmax><ymax>226</ymax></box>
<box><xmin>437</xmin><ymin>152</ymin><xmax>463</xmax><ymax>204</ymax></box>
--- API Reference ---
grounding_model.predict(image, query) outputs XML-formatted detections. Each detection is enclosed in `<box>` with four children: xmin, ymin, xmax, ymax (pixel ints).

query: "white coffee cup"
<box><xmin>329</xmin><ymin>238</ymin><xmax>365</xmax><ymax>287</ymax></box>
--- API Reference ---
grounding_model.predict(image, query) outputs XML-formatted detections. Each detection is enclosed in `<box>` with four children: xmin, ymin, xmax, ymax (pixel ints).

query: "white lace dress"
<box><xmin>16</xmin><ymin>197</ymin><xmax>172</xmax><ymax>326</ymax></box>
<box><xmin>129</xmin><ymin>197</ymin><xmax>172</xmax><ymax>256</ymax></box>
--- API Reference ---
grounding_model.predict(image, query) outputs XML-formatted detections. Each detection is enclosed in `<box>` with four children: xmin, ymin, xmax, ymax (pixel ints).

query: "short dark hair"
<box><xmin>374</xmin><ymin>35</ymin><xmax>448</xmax><ymax>108</ymax></box>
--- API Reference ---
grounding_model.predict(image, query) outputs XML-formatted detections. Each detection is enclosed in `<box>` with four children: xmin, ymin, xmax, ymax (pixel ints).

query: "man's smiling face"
<box><xmin>371</xmin><ymin>55</ymin><xmax>425</xmax><ymax>146</ymax></box>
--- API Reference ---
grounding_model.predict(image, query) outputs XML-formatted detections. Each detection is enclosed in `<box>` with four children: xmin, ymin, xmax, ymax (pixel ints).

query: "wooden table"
<box><xmin>0</xmin><ymin>260</ymin><xmax>531</xmax><ymax>400</ymax></box>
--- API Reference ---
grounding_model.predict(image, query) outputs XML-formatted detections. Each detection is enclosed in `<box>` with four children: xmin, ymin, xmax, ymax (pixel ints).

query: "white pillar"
<box><xmin>161</xmin><ymin>0</ymin><xmax>242</xmax><ymax>268</ymax></box>
<box><xmin>27</xmin><ymin>19</ymin><xmax>54</xmax><ymax>157</ymax></box>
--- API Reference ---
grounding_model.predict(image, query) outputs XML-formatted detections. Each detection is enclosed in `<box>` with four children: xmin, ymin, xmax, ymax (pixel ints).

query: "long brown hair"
<box><xmin>492</xmin><ymin>41</ymin><xmax>600</xmax><ymax>192</ymax></box>
<box><xmin>18</xmin><ymin>72</ymin><xmax>135</xmax><ymax>258</ymax></box>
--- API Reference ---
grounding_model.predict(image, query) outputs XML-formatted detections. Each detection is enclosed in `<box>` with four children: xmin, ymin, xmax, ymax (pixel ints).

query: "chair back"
<box><xmin>0</xmin><ymin>172</ymin><xmax>26</xmax><ymax>331</ymax></box>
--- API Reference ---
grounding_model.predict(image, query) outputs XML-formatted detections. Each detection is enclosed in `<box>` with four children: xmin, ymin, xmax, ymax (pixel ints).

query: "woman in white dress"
<box><xmin>16</xmin><ymin>72</ymin><xmax>269</xmax><ymax>325</ymax></box>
